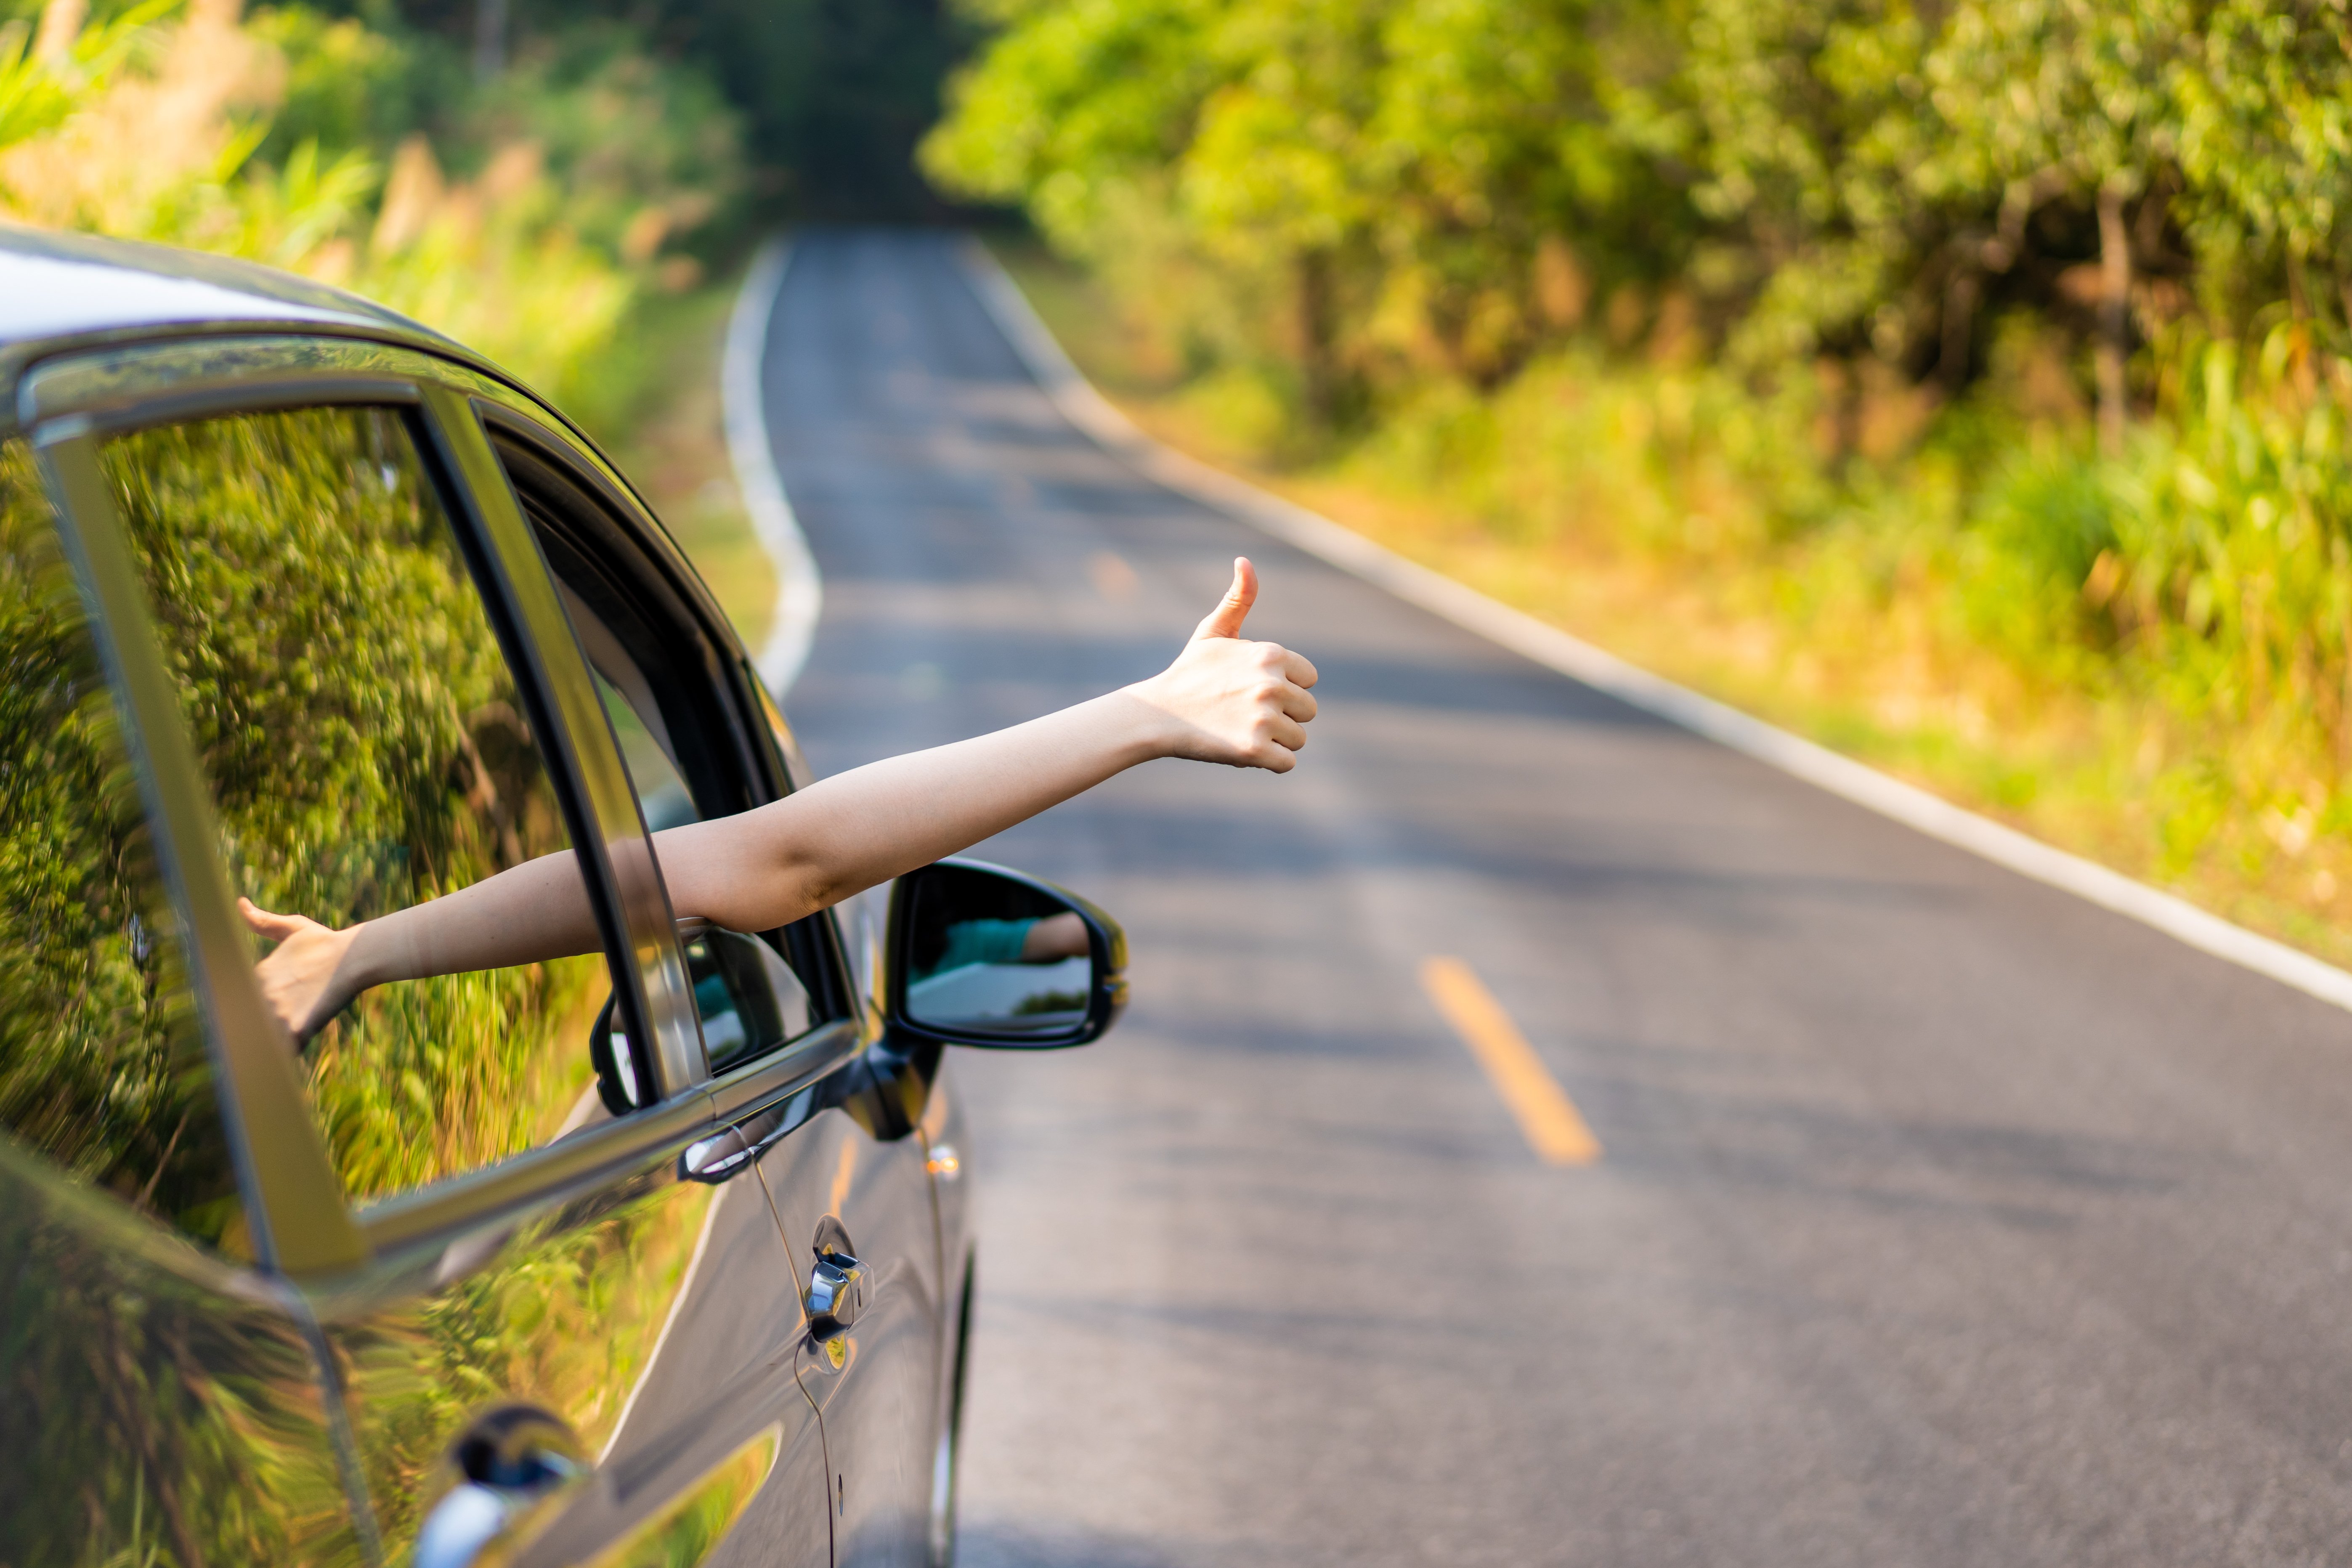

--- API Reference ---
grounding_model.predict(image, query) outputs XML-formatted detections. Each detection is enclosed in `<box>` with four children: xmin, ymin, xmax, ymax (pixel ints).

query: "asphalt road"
<box><xmin>762</xmin><ymin>228</ymin><xmax>2352</xmax><ymax>1568</ymax></box>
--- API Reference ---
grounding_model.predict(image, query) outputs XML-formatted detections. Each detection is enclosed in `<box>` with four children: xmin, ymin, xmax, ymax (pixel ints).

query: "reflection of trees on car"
<box><xmin>102</xmin><ymin>409</ymin><xmax>602</xmax><ymax>1201</ymax></box>
<box><xmin>0</xmin><ymin>445</ymin><xmax>368</xmax><ymax>1568</ymax></box>
<box><xmin>0</xmin><ymin>442</ymin><xmax>237</xmax><ymax>1240</ymax></box>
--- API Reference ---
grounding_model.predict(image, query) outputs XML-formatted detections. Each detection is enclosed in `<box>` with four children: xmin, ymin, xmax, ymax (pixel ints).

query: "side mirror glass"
<box><xmin>887</xmin><ymin>859</ymin><xmax>1127</xmax><ymax>1049</ymax></box>
<box><xmin>590</xmin><ymin>920</ymin><xmax>815</xmax><ymax>1114</ymax></box>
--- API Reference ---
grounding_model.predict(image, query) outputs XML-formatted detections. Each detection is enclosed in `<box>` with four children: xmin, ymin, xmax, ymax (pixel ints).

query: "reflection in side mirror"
<box><xmin>887</xmin><ymin>859</ymin><xmax>1127</xmax><ymax>1050</ymax></box>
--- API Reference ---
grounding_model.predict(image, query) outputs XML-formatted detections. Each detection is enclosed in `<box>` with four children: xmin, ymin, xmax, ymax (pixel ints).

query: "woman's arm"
<box><xmin>242</xmin><ymin>559</ymin><xmax>1315</xmax><ymax>1040</ymax></box>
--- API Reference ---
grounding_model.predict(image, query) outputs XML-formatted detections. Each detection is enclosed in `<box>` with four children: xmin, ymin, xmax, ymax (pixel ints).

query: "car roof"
<box><xmin>0</xmin><ymin>223</ymin><xmax>496</xmax><ymax>389</ymax></box>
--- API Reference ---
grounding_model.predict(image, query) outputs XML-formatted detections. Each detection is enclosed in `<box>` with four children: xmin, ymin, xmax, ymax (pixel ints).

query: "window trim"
<box><xmin>419</xmin><ymin>384</ymin><xmax>708</xmax><ymax>1098</ymax></box>
<box><xmin>485</xmin><ymin>414</ymin><xmax>863</xmax><ymax>1030</ymax></box>
<box><xmin>478</xmin><ymin>409</ymin><xmax>791</xmax><ymax>799</ymax></box>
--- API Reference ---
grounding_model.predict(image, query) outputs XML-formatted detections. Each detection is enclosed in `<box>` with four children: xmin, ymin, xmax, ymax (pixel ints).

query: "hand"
<box><xmin>1019</xmin><ymin>910</ymin><xmax>1090</xmax><ymax>961</ymax></box>
<box><xmin>1128</xmin><ymin>557</ymin><xmax>1319</xmax><ymax>772</ymax></box>
<box><xmin>239</xmin><ymin>898</ymin><xmax>363</xmax><ymax>1045</ymax></box>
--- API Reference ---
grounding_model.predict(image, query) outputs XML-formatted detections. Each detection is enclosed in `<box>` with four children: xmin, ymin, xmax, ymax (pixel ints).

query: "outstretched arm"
<box><xmin>243</xmin><ymin>558</ymin><xmax>1316</xmax><ymax>1040</ymax></box>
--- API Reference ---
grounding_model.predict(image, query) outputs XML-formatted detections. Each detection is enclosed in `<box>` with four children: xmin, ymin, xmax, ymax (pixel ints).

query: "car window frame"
<box><xmin>13</xmin><ymin>333</ymin><xmax>860</xmax><ymax>1278</ymax></box>
<box><xmin>487</xmin><ymin>420</ymin><xmax>861</xmax><ymax>1034</ymax></box>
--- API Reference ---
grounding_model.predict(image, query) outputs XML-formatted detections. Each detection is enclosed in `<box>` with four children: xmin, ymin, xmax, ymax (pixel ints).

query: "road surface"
<box><xmin>760</xmin><ymin>228</ymin><xmax>2352</xmax><ymax>1567</ymax></box>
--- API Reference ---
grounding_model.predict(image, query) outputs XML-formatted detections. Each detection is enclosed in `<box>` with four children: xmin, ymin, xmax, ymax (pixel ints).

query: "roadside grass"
<box><xmin>988</xmin><ymin>238</ymin><xmax>2352</xmax><ymax>970</ymax></box>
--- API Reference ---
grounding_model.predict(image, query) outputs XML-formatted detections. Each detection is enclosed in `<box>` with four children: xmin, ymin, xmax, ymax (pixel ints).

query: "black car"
<box><xmin>0</xmin><ymin>226</ymin><xmax>1125</xmax><ymax>1568</ymax></box>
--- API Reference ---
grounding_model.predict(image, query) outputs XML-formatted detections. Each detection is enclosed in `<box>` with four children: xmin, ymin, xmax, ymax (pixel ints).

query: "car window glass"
<box><xmin>98</xmin><ymin>408</ymin><xmax>615</xmax><ymax>1202</ymax></box>
<box><xmin>0</xmin><ymin>440</ymin><xmax>242</xmax><ymax>1247</ymax></box>
<box><xmin>599</xmin><ymin>670</ymin><xmax>698</xmax><ymax>830</ymax></box>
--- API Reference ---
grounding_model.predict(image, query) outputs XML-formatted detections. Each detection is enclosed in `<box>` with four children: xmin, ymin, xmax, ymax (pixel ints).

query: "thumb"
<box><xmin>239</xmin><ymin>897</ymin><xmax>305</xmax><ymax>942</ymax></box>
<box><xmin>1191</xmin><ymin>557</ymin><xmax>1258</xmax><ymax>642</ymax></box>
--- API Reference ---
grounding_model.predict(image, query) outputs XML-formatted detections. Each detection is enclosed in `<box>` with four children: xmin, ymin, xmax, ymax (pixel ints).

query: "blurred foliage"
<box><xmin>0</xmin><ymin>449</ymin><xmax>369</xmax><ymax>1568</ymax></box>
<box><xmin>0</xmin><ymin>0</ymin><xmax>746</xmax><ymax>409</ymax></box>
<box><xmin>944</xmin><ymin>0</ymin><xmax>2352</xmax><ymax>934</ymax></box>
<box><xmin>0</xmin><ymin>413</ymin><xmax>704</xmax><ymax>1568</ymax></box>
<box><xmin>336</xmin><ymin>1176</ymin><xmax>716</xmax><ymax>1553</ymax></box>
<box><xmin>102</xmin><ymin>408</ymin><xmax>601</xmax><ymax>1202</ymax></box>
<box><xmin>270</xmin><ymin>0</ymin><xmax>976</xmax><ymax>220</ymax></box>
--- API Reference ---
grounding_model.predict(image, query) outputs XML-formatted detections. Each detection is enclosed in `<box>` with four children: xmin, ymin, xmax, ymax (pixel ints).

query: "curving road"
<box><xmin>759</xmin><ymin>228</ymin><xmax>2352</xmax><ymax>1568</ymax></box>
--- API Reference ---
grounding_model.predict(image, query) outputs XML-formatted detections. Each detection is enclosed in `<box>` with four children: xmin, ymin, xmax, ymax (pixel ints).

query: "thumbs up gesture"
<box><xmin>1131</xmin><ymin>557</ymin><xmax>1319</xmax><ymax>772</ymax></box>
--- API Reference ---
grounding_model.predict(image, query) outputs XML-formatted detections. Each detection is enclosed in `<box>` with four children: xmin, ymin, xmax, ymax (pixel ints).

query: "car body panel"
<box><xmin>0</xmin><ymin>1140</ymin><xmax>367</xmax><ymax>1567</ymax></box>
<box><xmin>764</xmin><ymin>1101</ymin><xmax>945</xmax><ymax>1566</ymax></box>
<box><xmin>0</xmin><ymin>228</ymin><xmax>990</xmax><ymax>1568</ymax></box>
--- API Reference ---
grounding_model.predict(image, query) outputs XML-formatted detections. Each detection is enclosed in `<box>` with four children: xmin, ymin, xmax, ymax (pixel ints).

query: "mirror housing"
<box><xmin>885</xmin><ymin>858</ymin><xmax>1127</xmax><ymax>1050</ymax></box>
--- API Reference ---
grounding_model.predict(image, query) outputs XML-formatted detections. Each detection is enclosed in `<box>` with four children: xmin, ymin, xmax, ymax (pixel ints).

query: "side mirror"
<box><xmin>886</xmin><ymin>858</ymin><xmax>1127</xmax><ymax>1050</ymax></box>
<box><xmin>590</xmin><ymin>919</ymin><xmax>816</xmax><ymax>1114</ymax></box>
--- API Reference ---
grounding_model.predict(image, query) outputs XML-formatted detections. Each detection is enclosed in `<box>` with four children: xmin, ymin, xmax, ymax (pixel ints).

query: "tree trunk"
<box><xmin>473</xmin><ymin>0</ymin><xmax>509</xmax><ymax>82</ymax></box>
<box><xmin>1297</xmin><ymin>247</ymin><xmax>1337</xmax><ymax>430</ymax></box>
<box><xmin>1937</xmin><ymin>267</ymin><xmax>1981</xmax><ymax>391</ymax></box>
<box><xmin>2096</xmin><ymin>186</ymin><xmax>2131</xmax><ymax>459</ymax></box>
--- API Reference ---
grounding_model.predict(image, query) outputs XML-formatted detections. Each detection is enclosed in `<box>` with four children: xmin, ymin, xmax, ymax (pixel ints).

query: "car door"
<box><xmin>759</xmin><ymin>1067</ymin><xmax>948</xmax><ymax>1566</ymax></box>
<box><xmin>484</xmin><ymin>403</ymin><xmax>951</xmax><ymax>1566</ymax></box>
<box><xmin>21</xmin><ymin>336</ymin><xmax>844</xmax><ymax>1568</ymax></box>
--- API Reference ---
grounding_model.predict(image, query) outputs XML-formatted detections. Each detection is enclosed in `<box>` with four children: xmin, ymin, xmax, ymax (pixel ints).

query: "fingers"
<box><xmin>1280</xmin><ymin>647</ymin><xmax>1318</xmax><ymax>689</ymax></box>
<box><xmin>1191</xmin><ymin>557</ymin><xmax>1257</xmax><ymax>642</ymax></box>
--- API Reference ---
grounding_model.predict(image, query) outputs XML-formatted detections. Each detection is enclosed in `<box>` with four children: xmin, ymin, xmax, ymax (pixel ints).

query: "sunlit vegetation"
<box><xmin>0</xmin><ymin>10</ymin><xmax>802</xmax><ymax>1566</ymax></box>
<box><xmin>0</xmin><ymin>0</ymin><xmax>743</xmax><ymax>410</ymax></box>
<box><xmin>934</xmin><ymin>0</ymin><xmax>2352</xmax><ymax>958</ymax></box>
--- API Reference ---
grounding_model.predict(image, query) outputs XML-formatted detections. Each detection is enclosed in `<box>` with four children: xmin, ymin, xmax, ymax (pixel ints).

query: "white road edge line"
<box><xmin>955</xmin><ymin>234</ymin><xmax>2352</xmax><ymax>1018</ymax></box>
<box><xmin>598</xmin><ymin>1179</ymin><xmax>730</xmax><ymax>1464</ymax></box>
<box><xmin>723</xmin><ymin>236</ymin><xmax>823</xmax><ymax>700</ymax></box>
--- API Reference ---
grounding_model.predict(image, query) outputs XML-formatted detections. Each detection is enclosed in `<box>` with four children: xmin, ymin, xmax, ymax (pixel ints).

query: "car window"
<box><xmin>0</xmin><ymin>440</ymin><xmax>243</xmax><ymax>1247</ymax></box>
<box><xmin>96</xmin><ymin>407</ymin><xmax>616</xmax><ymax>1202</ymax></box>
<box><xmin>494</xmin><ymin>435</ymin><xmax>844</xmax><ymax>1061</ymax></box>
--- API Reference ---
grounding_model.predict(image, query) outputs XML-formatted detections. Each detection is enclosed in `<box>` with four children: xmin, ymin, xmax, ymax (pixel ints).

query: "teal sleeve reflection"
<box><xmin>919</xmin><ymin>917</ymin><xmax>1036</xmax><ymax>982</ymax></box>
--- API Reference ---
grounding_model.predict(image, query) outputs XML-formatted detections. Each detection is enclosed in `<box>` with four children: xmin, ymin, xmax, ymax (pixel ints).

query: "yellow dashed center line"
<box><xmin>1420</xmin><ymin>956</ymin><xmax>1603</xmax><ymax>1167</ymax></box>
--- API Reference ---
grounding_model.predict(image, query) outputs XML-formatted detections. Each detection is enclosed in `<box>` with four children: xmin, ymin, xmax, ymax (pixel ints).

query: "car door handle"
<box><xmin>806</xmin><ymin>1216</ymin><xmax>865</xmax><ymax>1339</ymax></box>
<box><xmin>807</xmin><ymin>1248</ymin><xmax>864</xmax><ymax>1338</ymax></box>
<box><xmin>414</xmin><ymin>1404</ymin><xmax>590</xmax><ymax>1568</ymax></box>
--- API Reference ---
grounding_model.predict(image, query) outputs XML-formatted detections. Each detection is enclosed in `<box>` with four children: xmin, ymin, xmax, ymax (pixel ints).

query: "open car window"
<box><xmin>491</xmin><ymin>430</ymin><xmax>849</xmax><ymax>1068</ymax></box>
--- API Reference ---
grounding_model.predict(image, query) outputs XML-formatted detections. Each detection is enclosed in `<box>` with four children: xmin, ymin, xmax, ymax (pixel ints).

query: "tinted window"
<box><xmin>0</xmin><ymin>440</ymin><xmax>240</xmax><ymax>1245</ymax></box>
<box><xmin>99</xmin><ymin>408</ymin><xmax>613</xmax><ymax>1201</ymax></box>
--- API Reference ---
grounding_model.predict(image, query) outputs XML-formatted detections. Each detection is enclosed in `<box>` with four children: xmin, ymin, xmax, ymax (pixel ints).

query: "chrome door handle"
<box><xmin>414</xmin><ymin>1404</ymin><xmax>589</xmax><ymax>1568</ymax></box>
<box><xmin>807</xmin><ymin>1248</ymin><xmax>864</xmax><ymax>1338</ymax></box>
